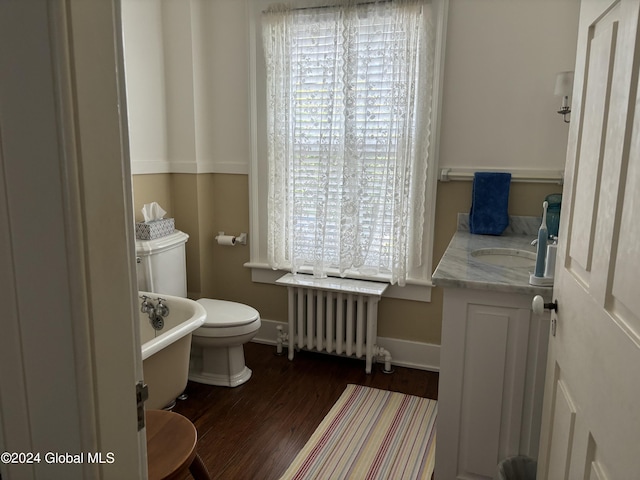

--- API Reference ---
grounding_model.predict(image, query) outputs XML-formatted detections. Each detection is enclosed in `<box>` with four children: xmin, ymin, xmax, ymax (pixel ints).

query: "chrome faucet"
<box><xmin>139</xmin><ymin>295</ymin><xmax>170</xmax><ymax>331</ymax></box>
<box><xmin>154</xmin><ymin>297</ymin><xmax>170</xmax><ymax>318</ymax></box>
<box><xmin>531</xmin><ymin>235</ymin><xmax>557</xmax><ymax>247</ymax></box>
<box><xmin>140</xmin><ymin>295</ymin><xmax>154</xmax><ymax>315</ymax></box>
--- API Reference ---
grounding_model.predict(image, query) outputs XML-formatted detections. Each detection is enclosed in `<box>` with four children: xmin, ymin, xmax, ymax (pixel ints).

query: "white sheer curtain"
<box><xmin>262</xmin><ymin>0</ymin><xmax>434</xmax><ymax>286</ymax></box>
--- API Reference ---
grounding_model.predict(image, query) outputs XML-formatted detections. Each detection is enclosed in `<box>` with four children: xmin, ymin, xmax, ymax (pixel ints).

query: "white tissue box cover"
<box><xmin>135</xmin><ymin>218</ymin><xmax>175</xmax><ymax>240</ymax></box>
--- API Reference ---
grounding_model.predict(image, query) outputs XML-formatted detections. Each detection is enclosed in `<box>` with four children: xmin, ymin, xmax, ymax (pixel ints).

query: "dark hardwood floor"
<box><xmin>171</xmin><ymin>342</ymin><xmax>439</xmax><ymax>480</ymax></box>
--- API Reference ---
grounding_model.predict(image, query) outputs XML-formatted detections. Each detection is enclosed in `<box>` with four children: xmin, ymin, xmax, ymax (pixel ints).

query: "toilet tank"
<box><xmin>135</xmin><ymin>230</ymin><xmax>189</xmax><ymax>297</ymax></box>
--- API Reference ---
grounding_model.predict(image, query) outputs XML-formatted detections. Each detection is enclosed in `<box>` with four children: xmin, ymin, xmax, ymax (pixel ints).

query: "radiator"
<box><xmin>275</xmin><ymin>274</ymin><xmax>391</xmax><ymax>373</ymax></box>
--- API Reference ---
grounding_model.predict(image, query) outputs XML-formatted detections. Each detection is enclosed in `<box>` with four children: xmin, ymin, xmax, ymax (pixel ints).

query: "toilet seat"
<box><xmin>196</xmin><ymin>299</ymin><xmax>259</xmax><ymax>327</ymax></box>
<box><xmin>194</xmin><ymin>299</ymin><xmax>261</xmax><ymax>338</ymax></box>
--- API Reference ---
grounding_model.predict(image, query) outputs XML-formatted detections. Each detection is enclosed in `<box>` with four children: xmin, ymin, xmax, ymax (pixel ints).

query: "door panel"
<box><xmin>610</xmin><ymin>121</ymin><xmax>640</xmax><ymax>337</ymax></box>
<box><xmin>545</xmin><ymin>373</ymin><xmax>576</xmax><ymax>480</ymax></box>
<box><xmin>568</xmin><ymin>8</ymin><xmax>617</xmax><ymax>278</ymax></box>
<box><xmin>538</xmin><ymin>1</ymin><xmax>640</xmax><ymax>479</ymax></box>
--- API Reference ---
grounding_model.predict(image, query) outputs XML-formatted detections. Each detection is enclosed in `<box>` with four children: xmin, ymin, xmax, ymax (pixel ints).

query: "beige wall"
<box><xmin>133</xmin><ymin>173</ymin><xmax>561</xmax><ymax>344</ymax></box>
<box><xmin>132</xmin><ymin>173</ymin><xmax>288</xmax><ymax>322</ymax></box>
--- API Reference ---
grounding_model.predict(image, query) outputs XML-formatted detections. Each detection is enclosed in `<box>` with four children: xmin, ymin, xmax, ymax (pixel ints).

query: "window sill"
<box><xmin>244</xmin><ymin>262</ymin><xmax>432</xmax><ymax>302</ymax></box>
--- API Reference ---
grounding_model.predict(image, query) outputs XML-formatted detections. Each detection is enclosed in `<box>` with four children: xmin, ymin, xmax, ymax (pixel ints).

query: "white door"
<box><xmin>537</xmin><ymin>1</ymin><xmax>640</xmax><ymax>478</ymax></box>
<box><xmin>0</xmin><ymin>1</ymin><xmax>146</xmax><ymax>479</ymax></box>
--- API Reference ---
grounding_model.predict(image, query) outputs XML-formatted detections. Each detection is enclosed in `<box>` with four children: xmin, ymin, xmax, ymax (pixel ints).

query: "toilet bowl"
<box><xmin>135</xmin><ymin>230</ymin><xmax>261</xmax><ymax>388</ymax></box>
<box><xmin>188</xmin><ymin>299</ymin><xmax>261</xmax><ymax>387</ymax></box>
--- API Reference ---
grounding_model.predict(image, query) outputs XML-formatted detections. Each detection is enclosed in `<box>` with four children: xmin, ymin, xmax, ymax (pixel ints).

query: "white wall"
<box><xmin>123</xmin><ymin>0</ymin><xmax>250</xmax><ymax>174</ymax></box>
<box><xmin>207</xmin><ymin>0</ymin><xmax>251</xmax><ymax>173</ymax></box>
<box><xmin>121</xmin><ymin>0</ymin><xmax>169</xmax><ymax>172</ymax></box>
<box><xmin>123</xmin><ymin>0</ymin><xmax>579</xmax><ymax>177</ymax></box>
<box><xmin>439</xmin><ymin>0</ymin><xmax>579</xmax><ymax>174</ymax></box>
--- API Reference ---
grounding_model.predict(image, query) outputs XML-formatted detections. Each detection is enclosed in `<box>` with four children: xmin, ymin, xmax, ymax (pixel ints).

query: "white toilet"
<box><xmin>136</xmin><ymin>230</ymin><xmax>261</xmax><ymax>387</ymax></box>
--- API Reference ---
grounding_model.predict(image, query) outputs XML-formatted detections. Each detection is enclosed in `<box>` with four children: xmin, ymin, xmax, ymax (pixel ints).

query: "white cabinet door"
<box><xmin>537</xmin><ymin>1</ymin><xmax>640</xmax><ymax>478</ymax></box>
<box><xmin>436</xmin><ymin>288</ymin><xmax>549</xmax><ymax>480</ymax></box>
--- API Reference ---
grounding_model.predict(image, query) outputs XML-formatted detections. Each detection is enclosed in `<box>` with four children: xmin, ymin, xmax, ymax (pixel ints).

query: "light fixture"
<box><xmin>554</xmin><ymin>71</ymin><xmax>574</xmax><ymax>123</ymax></box>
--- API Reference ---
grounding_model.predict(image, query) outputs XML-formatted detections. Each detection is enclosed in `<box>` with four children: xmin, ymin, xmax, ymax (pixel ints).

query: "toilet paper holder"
<box><xmin>215</xmin><ymin>231</ymin><xmax>247</xmax><ymax>246</ymax></box>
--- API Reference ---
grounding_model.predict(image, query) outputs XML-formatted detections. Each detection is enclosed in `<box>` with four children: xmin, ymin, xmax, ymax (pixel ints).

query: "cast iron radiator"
<box><xmin>275</xmin><ymin>273</ymin><xmax>391</xmax><ymax>373</ymax></box>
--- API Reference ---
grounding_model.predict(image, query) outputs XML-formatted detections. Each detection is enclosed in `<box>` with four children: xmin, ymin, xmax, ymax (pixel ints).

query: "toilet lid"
<box><xmin>196</xmin><ymin>299</ymin><xmax>260</xmax><ymax>327</ymax></box>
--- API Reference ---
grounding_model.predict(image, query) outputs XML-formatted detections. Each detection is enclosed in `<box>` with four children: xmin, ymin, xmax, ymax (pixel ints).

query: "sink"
<box><xmin>470</xmin><ymin>248</ymin><xmax>536</xmax><ymax>268</ymax></box>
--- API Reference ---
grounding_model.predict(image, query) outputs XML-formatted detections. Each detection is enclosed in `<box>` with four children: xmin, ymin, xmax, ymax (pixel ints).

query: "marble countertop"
<box><xmin>433</xmin><ymin>215</ymin><xmax>554</xmax><ymax>297</ymax></box>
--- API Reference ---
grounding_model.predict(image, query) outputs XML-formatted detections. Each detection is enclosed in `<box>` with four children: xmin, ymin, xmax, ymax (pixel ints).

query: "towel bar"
<box><xmin>439</xmin><ymin>168</ymin><xmax>564</xmax><ymax>185</ymax></box>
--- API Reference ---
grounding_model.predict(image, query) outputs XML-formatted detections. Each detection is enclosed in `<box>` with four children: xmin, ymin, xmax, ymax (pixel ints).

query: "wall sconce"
<box><xmin>554</xmin><ymin>71</ymin><xmax>574</xmax><ymax>123</ymax></box>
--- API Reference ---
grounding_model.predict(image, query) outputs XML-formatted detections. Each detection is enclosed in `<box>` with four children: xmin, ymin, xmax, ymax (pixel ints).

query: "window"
<box><xmin>248</xmin><ymin>0</ymin><xmax>447</xmax><ymax>299</ymax></box>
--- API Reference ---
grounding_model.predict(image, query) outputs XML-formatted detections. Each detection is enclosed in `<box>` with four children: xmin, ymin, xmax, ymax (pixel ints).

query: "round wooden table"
<box><xmin>145</xmin><ymin>410</ymin><xmax>210</xmax><ymax>480</ymax></box>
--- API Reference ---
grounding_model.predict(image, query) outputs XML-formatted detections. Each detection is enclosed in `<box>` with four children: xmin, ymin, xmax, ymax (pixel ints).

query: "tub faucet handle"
<box><xmin>155</xmin><ymin>297</ymin><xmax>170</xmax><ymax>317</ymax></box>
<box><xmin>140</xmin><ymin>295</ymin><xmax>153</xmax><ymax>314</ymax></box>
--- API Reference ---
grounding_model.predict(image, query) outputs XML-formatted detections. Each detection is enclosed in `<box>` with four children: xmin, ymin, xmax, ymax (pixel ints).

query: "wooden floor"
<box><xmin>171</xmin><ymin>342</ymin><xmax>439</xmax><ymax>480</ymax></box>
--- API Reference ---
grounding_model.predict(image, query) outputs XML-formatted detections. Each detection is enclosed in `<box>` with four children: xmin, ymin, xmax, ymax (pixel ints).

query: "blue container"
<box><xmin>545</xmin><ymin>193</ymin><xmax>562</xmax><ymax>238</ymax></box>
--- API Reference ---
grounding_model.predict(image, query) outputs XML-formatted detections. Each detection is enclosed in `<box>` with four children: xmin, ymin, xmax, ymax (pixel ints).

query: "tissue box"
<box><xmin>135</xmin><ymin>218</ymin><xmax>175</xmax><ymax>240</ymax></box>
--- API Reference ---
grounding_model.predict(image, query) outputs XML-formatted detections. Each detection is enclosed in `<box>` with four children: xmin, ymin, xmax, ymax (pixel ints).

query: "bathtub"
<box><xmin>139</xmin><ymin>291</ymin><xmax>206</xmax><ymax>410</ymax></box>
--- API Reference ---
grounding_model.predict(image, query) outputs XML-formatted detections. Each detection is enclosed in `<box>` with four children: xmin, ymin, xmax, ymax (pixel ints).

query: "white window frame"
<box><xmin>245</xmin><ymin>0</ymin><xmax>448</xmax><ymax>302</ymax></box>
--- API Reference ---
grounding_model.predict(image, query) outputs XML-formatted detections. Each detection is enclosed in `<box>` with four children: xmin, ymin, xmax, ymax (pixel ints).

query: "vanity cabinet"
<box><xmin>435</xmin><ymin>288</ymin><xmax>550</xmax><ymax>480</ymax></box>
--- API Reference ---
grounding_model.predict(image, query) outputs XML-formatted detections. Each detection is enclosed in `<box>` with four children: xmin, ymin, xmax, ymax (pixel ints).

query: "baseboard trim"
<box><xmin>253</xmin><ymin>319</ymin><xmax>440</xmax><ymax>373</ymax></box>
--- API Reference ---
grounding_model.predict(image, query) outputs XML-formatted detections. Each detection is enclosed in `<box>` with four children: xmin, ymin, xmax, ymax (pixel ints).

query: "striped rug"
<box><xmin>279</xmin><ymin>384</ymin><xmax>437</xmax><ymax>480</ymax></box>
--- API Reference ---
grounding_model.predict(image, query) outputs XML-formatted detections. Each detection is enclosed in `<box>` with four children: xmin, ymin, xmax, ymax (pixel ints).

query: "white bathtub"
<box><xmin>139</xmin><ymin>291</ymin><xmax>206</xmax><ymax>409</ymax></box>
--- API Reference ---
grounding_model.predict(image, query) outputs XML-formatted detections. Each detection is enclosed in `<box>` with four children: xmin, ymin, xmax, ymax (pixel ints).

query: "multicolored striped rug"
<box><xmin>279</xmin><ymin>384</ymin><xmax>437</xmax><ymax>480</ymax></box>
